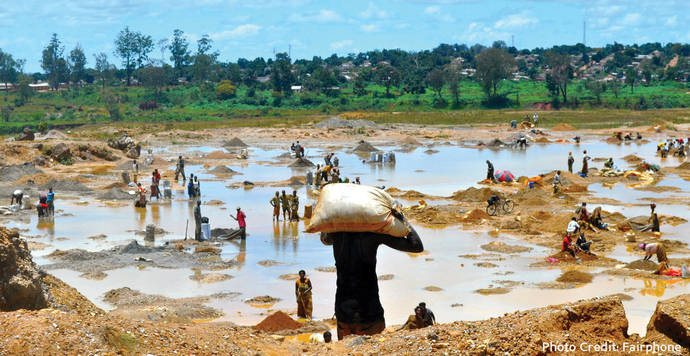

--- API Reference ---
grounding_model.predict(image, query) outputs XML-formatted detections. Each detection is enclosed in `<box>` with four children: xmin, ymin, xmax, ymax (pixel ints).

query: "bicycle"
<box><xmin>486</xmin><ymin>195</ymin><xmax>514</xmax><ymax>216</ymax></box>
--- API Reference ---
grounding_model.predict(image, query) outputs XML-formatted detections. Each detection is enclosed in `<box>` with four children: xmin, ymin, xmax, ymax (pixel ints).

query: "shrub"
<box><xmin>216</xmin><ymin>80</ymin><xmax>237</xmax><ymax>100</ymax></box>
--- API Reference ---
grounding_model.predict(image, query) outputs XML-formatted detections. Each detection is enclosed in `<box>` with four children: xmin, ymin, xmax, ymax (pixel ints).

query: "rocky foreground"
<box><xmin>0</xmin><ymin>226</ymin><xmax>688</xmax><ymax>355</ymax></box>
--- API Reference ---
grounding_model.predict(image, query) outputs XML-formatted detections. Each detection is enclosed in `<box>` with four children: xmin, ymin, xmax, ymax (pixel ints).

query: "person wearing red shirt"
<box><xmin>562</xmin><ymin>234</ymin><xmax>575</xmax><ymax>257</ymax></box>
<box><xmin>231</xmin><ymin>207</ymin><xmax>247</xmax><ymax>239</ymax></box>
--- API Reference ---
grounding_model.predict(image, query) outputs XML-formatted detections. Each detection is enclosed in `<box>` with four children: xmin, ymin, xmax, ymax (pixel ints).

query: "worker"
<box><xmin>306</xmin><ymin>171</ymin><xmax>313</xmax><ymax>185</ymax></box>
<box><xmin>308</xmin><ymin>331</ymin><xmax>332</xmax><ymax>344</ymax></box>
<box><xmin>193</xmin><ymin>176</ymin><xmax>201</xmax><ymax>198</ymax></box>
<box><xmin>175</xmin><ymin>156</ymin><xmax>186</xmax><ymax>181</ymax></box>
<box><xmin>36</xmin><ymin>194</ymin><xmax>48</xmax><ymax>218</ymax></box>
<box><xmin>193</xmin><ymin>200</ymin><xmax>202</xmax><ymax>241</ymax></box>
<box><xmin>46</xmin><ymin>188</ymin><xmax>55</xmax><ymax>217</ymax></box>
<box><xmin>280</xmin><ymin>190</ymin><xmax>291</xmax><ymax>221</ymax></box>
<box><xmin>230</xmin><ymin>207</ymin><xmax>247</xmax><ymax>239</ymax></box>
<box><xmin>295</xmin><ymin>141</ymin><xmax>302</xmax><ymax>158</ymax></box>
<box><xmin>566</xmin><ymin>217</ymin><xmax>580</xmax><ymax>237</ymax></box>
<box><xmin>418</xmin><ymin>302</ymin><xmax>435</xmax><ymax>326</ymax></box>
<box><xmin>573</xmin><ymin>136</ymin><xmax>581</xmax><ymax>144</ymax></box>
<box><xmin>290</xmin><ymin>190</ymin><xmax>300</xmax><ymax>221</ymax></box>
<box><xmin>639</xmin><ymin>242</ymin><xmax>668</xmax><ymax>264</ymax></box>
<box><xmin>135</xmin><ymin>183</ymin><xmax>147</xmax><ymax>207</ymax></box>
<box><xmin>295</xmin><ymin>270</ymin><xmax>313</xmax><ymax>320</ymax></box>
<box><xmin>320</xmin><ymin>212</ymin><xmax>423</xmax><ymax>340</ymax></box>
<box><xmin>486</xmin><ymin>160</ymin><xmax>496</xmax><ymax>183</ymax></box>
<box><xmin>604</xmin><ymin>157</ymin><xmax>614</xmax><ymax>169</ymax></box>
<box><xmin>649</xmin><ymin>203</ymin><xmax>660</xmax><ymax>233</ymax></box>
<box><xmin>187</xmin><ymin>174</ymin><xmax>195</xmax><ymax>199</ymax></box>
<box><xmin>355</xmin><ymin>177</ymin><xmax>361</xmax><ymax>184</ymax></box>
<box><xmin>576</xmin><ymin>231</ymin><xmax>592</xmax><ymax>253</ymax></box>
<box><xmin>562</xmin><ymin>232</ymin><xmax>576</xmax><ymax>257</ymax></box>
<box><xmin>581</xmin><ymin>150</ymin><xmax>590</xmax><ymax>177</ymax></box>
<box><xmin>615</xmin><ymin>132</ymin><xmax>623</xmax><ymax>141</ymax></box>
<box><xmin>576</xmin><ymin>202</ymin><xmax>589</xmax><ymax>226</ymax></box>
<box><xmin>324</xmin><ymin>153</ymin><xmax>332</xmax><ymax>166</ymax></box>
<box><xmin>399</xmin><ymin>306</ymin><xmax>427</xmax><ymax>331</ymax></box>
<box><xmin>270</xmin><ymin>192</ymin><xmax>281</xmax><ymax>222</ymax></box>
<box><xmin>150</xmin><ymin>172</ymin><xmax>160</xmax><ymax>200</ymax></box>
<box><xmin>636</xmin><ymin>132</ymin><xmax>642</xmax><ymax>140</ymax></box>
<box><xmin>553</xmin><ymin>170</ymin><xmax>563</xmax><ymax>194</ymax></box>
<box><xmin>588</xmin><ymin>206</ymin><xmax>606</xmax><ymax>229</ymax></box>
<box><xmin>315</xmin><ymin>168</ymin><xmax>323</xmax><ymax>186</ymax></box>
<box><xmin>10</xmin><ymin>189</ymin><xmax>23</xmax><ymax>205</ymax></box>
<box><xmin>333</xmin><ymin>155</ymin><xmax>340</xmax><ymax>167</ymax></box>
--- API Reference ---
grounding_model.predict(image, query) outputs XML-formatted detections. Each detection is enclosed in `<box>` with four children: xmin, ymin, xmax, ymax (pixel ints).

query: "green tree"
<box><xmin>545</xmin><ymin>51</ymin><xmax>573</xmax><ymax>104</ymax></box>
<box><xmin>353</xmin><ymin>72</ymin><xmax>367</xmax><ymax>96</ymax></box>
<box><xmin>41</xmin><ymin>33</ymin><xmax>68</xmax><ymax>90</ymax></box>
<box><xmin>114</xmin><ymin>27</ymin><xmax>154</xmax><ymax>86</ymax></box>
<box><xmin>375</xmin><ymin>63</ymin><xmax>400</xmax><ymax>97</ymax></box>
<box><xmin>270</xmin><ymin>53</ymin><xmax>295</xmax><ymax>94</ymax></box>
<box><xmin>191</xmin><ymin>35</ymin><xmax>217</xmax><ymax>83</ymax></box>
<box><xmin>446</xmin><ymin>67</ymin><xmax>460</xmax><ymax>106</ymax></box>
<box><xmin>625</xmin><ymin>67</ymin><xmax>638</xmax><ymax>94</ymax></box>
<box><xmin>425</xmin><ymin>68</ymin><xmax>445</xmax><ymax>101</ymax></box>
<box><xmin>68</xmin><ymin>44</ymin><xmax>87</xmax><ymax>90</ymax></box>
<box><xmin>138</xmin><ymin>65</ymin><xmax>171</xmax><ymax>96</ymax></box>
<box><xmin>584</xmin><ymin>80</ymin><xmax>604</xmax><ymax>104</ymax></box>
<box><xmin>94</xmin><ymin>52</ymin><xmax>113</xmax><ymax>93</ymax></box>
<box><xmin>474</xmin><ymin>48</ymin><xmax>514</xmax><ymax>99</ymax></box>
<box><xmin>17</xmin><ymin>74</ymin><xmax>33</xmax><ymax>105</ymax></box>
<box><xmin>1</xmin><ymin>105</ymin><xmax>12</xmax><ymax>122</ymax></box>
<box><xmin>215</xmin><ymin>79</ymin><xmax>237</xmax><ymax>100</ymax></box>
<box><xmin>169</xmin><ymin>29</ymin><xmax>190</xmax><ymax>78</ymax></box>
<box><xmin>0</xmin><ymin>49</ymin><xmax>19</xmax><ymax>93</ymax></box>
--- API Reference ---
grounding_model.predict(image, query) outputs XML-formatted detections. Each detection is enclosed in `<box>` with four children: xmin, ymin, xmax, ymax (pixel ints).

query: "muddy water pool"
<box><xmin>8</xmin><ymin>138</ymin><xmax>689</xmax><ymax>336</ymax></box>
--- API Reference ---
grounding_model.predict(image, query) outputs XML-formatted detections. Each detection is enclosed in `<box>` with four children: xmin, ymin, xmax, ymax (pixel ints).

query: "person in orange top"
<box><xmin>295</xmin><ymin>270</ymin><xmax>313</xmax><ymax>319</ymax></box>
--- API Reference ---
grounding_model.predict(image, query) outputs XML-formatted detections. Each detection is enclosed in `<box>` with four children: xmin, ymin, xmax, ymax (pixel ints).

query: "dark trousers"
<box><xmin>195</xmin><ymin>220</ymin><xmax>202</xmax><ymax>241</ymax></box>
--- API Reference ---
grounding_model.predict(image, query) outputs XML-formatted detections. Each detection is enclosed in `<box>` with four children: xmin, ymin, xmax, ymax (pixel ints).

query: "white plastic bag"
<box><xmin>306</xmin><ymin>183</ymin><xmax>409</xmax><ymax>237</ymax></box>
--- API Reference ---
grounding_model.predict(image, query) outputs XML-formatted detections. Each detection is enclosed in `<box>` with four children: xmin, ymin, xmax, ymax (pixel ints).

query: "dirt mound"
<box><xmin>223</xmin><ymin>137</ymin><xmax>248</xmax><ymax>147</ymax></box>
<box><xmin>548</xmin><ymin>250</ymin><xmax>598</xmax><ymax>262</ymax></box>
<box><xmin>625</xmin><ymin>259</ymin><xmax>657</xmax><ymax>271</ymax></box>
<box><xmin>563</xmin><ymin>183</ymin><xmax>587</xmax><ymax>193</ymax></box>
<box><xmin>535</xmin><ymin>137</ymin><xmax>550</xmax><ymax>143</ymax></box>
<box><xmin>39</xmin><ymin>179</ymin><xmax>92</xmax><ymax>193</ymax></box>
<box><xmin>677</xmin><ymin>162</ymin><xmax>690</xmax><ymax>170</ymax></box>
<box><xmin>288</xmin><ymin>157</ymin><xmax>315</xmax><ymax>167</ymax></box>
<box><xmin>450</xmin><ymin>187</ymin><xmax>500</xmax><ymax>202</ymax></box>
<box><xmin>0</xmin><ymin>226</ymin><xmax>48</xmax><ymax>311</ymax></box>
<box><xmin>353</xmin><ymin>140</ymin><xmax>379</xmax><ymax>152</ymax></box>
<box><xmin>205</xmin><ymin>150</ymin><xmax>234</xmax><ymax>159</ymax></box>
<box><xmin>400</xmin><ymin>136</ymin><xmax>421</xmax><ymax>146</ymax></box>
<box><xmin>0</xmin><ymin>162</ymin><xmax>43</xmax><ymax>182</ymax></box>
<box><xmin>530</xmin><ymin>211</ymin><xmax>553</xmax><ymax>221</ymax></box>
<box><xmin>386</xmin><ymin>187</ymin><xmax>402</xmax><ymax>194</ymax></box>
<box><xmin>400</xmin><ymin>190</ymin><xmax>427</xmax><ymax>199</ymax></box>
<box><xmin>515</xmin><ymin>188</ymin><xmax>550</xmax><ymax>206</ymax></box>
<box><xmin>209</xmin><ymin>166</ymin><xmax>238</xmax><ymax>175</ymax></box>
<box><xmin>481</xmin><ymin>241</ymin><xmax>532</xmax><ymax>254</ymax></box>
<box><xmin>623</xmin><ymin>154</ymin><xmax>644</xmax><ymax>164</ymax></box>
<box><xmin>253</xmin><ymin>311</ymin><xmax>301</xmax><ymax>332</ymax></box>
<box><xmin>556</xmin><ymin>270</ymin><xmax>593</xmax><ymax>284</ymax></box>
<box><xmin>314</xmin><ymin>117</ymin><xmax>377</xmax><ymax>129</ymax></box>
<box><xmin>646</xmin><ymin>294</ymin><xmax>690</xmax><ymax>348</ymax></box>
<box><xmin>99</xmin><ymin>187</ymin><xmax>132</xmax><ymax>200</ymax></box>
<box><xmin>288</xmin><ymin>176</ymin><xmax>306</xmax><ymax>186</ymax></box>
<box><xmin>462</xmin><ymin>209</ymin><xmax>491</xmax><ymax>223</ymax></box>
<box><xmin>551</xmin><ymin>123</ymin><xmax>576</xmax><ymax>131</ymax></box>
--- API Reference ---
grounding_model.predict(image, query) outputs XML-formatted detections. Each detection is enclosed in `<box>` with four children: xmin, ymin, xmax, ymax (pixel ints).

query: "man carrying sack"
<box><xmin>308</xmin><ymin>184</ymin><xmax>424</xmax><ymax>340</ymax></box>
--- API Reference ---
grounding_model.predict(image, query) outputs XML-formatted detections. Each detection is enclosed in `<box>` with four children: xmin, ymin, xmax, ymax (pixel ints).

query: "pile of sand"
<box><xmin>209</xmin><ymin>166</ymin><xmax>238</xmax><ymax>175</ymax></box>
<box><xmin>288</xmin><ymin>157</ymin><xmax>315</xmax><ymax>167</ymax></box>
<box><xmin>253</xmin><ymin>311</ymin><xmax>301</xmax><ymax>332</ymax></box>
<box><xmin>556</xmin><ymin>270</ymin><xmax>593</xmax><ymax>284</ymax></box>
<box><xmin>450</xmin><ymin>187</ymin><xmax>500</xmax><ymax>202</ymax></box>
<box><xmin>99</xmin><ymin>187</ymin><xmax>132</xmax><ymax>200</ymax></box>
<box><xmin>288</xmin><ymin>176</ymin><xmax>306</xmax><ymax>186</ymax></box>
<box><xmin>605</xmin><ymin>136</ymin><xmax>622</xmax><ymax>144</ymax></box>
<box><xmin>563</xmin><ymin>184</ymin><xmax>588</xmax><ymax>193</ymax></box>
<box><xmin>623</xmin><ymin>154</ymin><xmax>643</xmax><ymax>164</ymax></box>
<box><xmin>535</xmin><ymin>137</ymin><xmax>550</xmax><ymax>143</ymax></box>
<box><xmin>0</xmin><ymin>163</ymin><xmax>43</xmax><ymax>182</ymax></box>
<box><xmin>481</xmin><ymin>241</ymin><xmax>532</xmax><ymax>254</ymax></box>
<box><xmin>400</xmin><ymin>190</ymin><xmax>427</xmax><ymax>199</ymax></box>
<box><xmin>401</xmin><ymin>136</ymin><xmax>421</xmax><ymax>146</ymax></box>
<box><xmin>530</xmin><ymin>211</ymin><xmax>553</xmax><ymax>221</ymax></box>
<box><xmin>515</xmin><ymin>188</ymin><xmax>549</xmax><ymax>206</ymax></box>
<box><xmin>548</xmin><ymin>251</ymin><xmax>598</xmax><ymax>262</ymax></box>
<box><xmin>353</xmin><ymin>140</ymin><xmax>379</xmax><ymax>152</ymax></box>
<box><xmin>462</xmin><ymin>209</ymin><xmax>492</xmax><ymax>223</ymax></box>
<box><xmin>205</xmin><ymin>151</ymin><xmax>234</xmax><ymax>159</ymax></box>
<box><xmin>551</xmin><ymin>123</ymin><xmax>576</xmax><ymax>131</ymax></box>
<box><xmin>224</xmin><ymin>137</ymin><xmax>248</xmax><ymax>148</ymax></box>
<box><xmin>625</xmin><ymin>260</ymin><xmax>657</xmax><ymax>271</ymax></box>
<box><xmin>386</xmin><ymin>187</ymin><xmax>402</xmax><ymax>194</ymax></box>
<box><xmin>677</xmin><ymin>162</ymin><xmax>690</xmax><ymax>170</ymax></box>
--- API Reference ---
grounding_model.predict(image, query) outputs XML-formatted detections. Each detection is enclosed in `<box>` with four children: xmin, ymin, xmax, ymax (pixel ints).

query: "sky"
<box><xmin>1</xmin><ymin>0</ymin><xmax>689</xmax><ymax>73</ymax></box>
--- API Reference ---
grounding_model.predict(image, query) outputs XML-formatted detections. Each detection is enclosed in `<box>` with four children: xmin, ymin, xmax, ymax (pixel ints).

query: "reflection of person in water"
<box><xmin>227</xmin><ymin>238</ymin><xmax>246</xmax><ymax>271</ymax></box>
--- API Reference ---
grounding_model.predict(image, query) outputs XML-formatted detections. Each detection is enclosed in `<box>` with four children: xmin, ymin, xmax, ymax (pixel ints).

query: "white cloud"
<box><xmin>456</xmin><ymin>22</ymin><xmax>509</xmax><ymax>44</ymax></box>
<box><xmin>360</xmin><ymin>2</ymin><xmax>387</xmax><ymax>19</ymax></box>
<box><xmin>210</xmin><ymin>24</ymin><xmax>260</xmax><ymax>40</ymax></box>
<box><xmin>423</xmin><ymin>5</ymin><xmax>454</xmax><ymax>22</ymax></box>
<box><xmin>621</xmin><ymin>13</ymin><xmax>640</xmax><ymax>25</ymax></box>
<box><xmin>360</xmin><ymin>24</ymin><xmax>379</xmax><ymax>32</ymax></box>
<box><xmin>665</xmin><ymin>15</ymin><xmax>677</xmax><ymax>27</ymax></box>
<box><xmin>289</xmin><ymin>9</ymin><xmax>342</xmax><ymax>23</ymax></box>
<box><xmin>330</xmin><ymin>39</ymin><xmax>353</xmax><ymax>50</ymax></box>
<box><xmin>494</xmin><ymin>12</ymin><xmax>538</xmax><ymax>30</ymax></box>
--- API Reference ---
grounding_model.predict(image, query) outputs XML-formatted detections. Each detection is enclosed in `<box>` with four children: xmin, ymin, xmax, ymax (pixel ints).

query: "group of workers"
<box><xmin>10</xmin><ymin>188</ymin><xmax>55</xmax><ymax>218</ymax></box>
<box><xmin>270</xmin><ymin>190</ymin><xmax>300</xmax><ymax>222</ymax></box>
<box><xmin>658</xmin><ymin>137</ymin><xmax>689</xmax><ymax>158</ymax></box>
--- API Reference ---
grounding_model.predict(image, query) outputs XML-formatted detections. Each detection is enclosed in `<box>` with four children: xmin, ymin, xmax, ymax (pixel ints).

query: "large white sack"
<box><xmin>306</xmin><ymin>183</ymin><xmax>409</xmax><ymax>237</ymax></box>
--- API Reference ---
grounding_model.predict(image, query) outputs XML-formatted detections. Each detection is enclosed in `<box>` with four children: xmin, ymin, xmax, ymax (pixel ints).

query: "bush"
<box><xmin>216</xmin><ymin>80</ymin><xmax>237</xmax><ymax>100</ymax></box>
<box><xmin>139</xmin><ymin>101</ymin><xmax>160</xmax><ymax>110</ymax></box>
<box><xmin>319</xmin><ymin>103</ymin><xmax>336</xmax><ymax>114</ymax></box>
<box><xmin>247</xmin><ymin>87</ymin><xmax>256</xmax><ymax>97</ymax></box>
<box><xmin>38</xmin><ymin>121</ymin><xmax>48</xmax><ymax>133</ymax></box>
